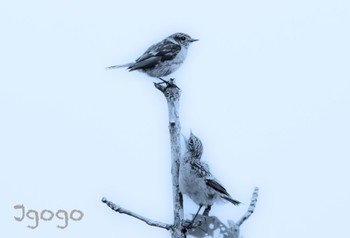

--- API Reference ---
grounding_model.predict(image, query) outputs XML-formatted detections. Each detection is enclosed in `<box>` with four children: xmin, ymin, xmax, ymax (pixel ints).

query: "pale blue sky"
<box><xmin>1</xmin><ymin>0</ymin><xmax>349</xmax><ymax>237</ymax></box>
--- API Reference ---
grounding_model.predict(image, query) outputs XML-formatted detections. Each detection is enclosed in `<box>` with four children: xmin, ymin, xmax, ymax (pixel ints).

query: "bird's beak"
<box><xmin>190</xmin><ymin>38</ymin><xmax>199</xmax><ymax>42</ymax></box>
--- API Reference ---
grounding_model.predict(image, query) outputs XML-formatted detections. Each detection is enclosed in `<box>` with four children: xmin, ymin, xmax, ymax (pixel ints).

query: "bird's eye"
<box><xmin>181</xmin><ymin>36</ymin><xmax>186</xmax><ymax>41</ymax></box>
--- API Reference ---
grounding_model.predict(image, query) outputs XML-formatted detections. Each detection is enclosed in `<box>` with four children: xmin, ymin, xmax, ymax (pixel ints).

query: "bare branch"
<box><xmin>155</xmin><ymin>81</ymin><xmax>185</xmax><ymax>238</ymax></box>
<box><xmin>236</xmin><ymin>187</ymin><xmax>259</xmax><ymax>227</ymax></box>
<box><xmin>101</xmin><ymin>197</ymin><xmax>172</xmax><ymax>231</ymax></box>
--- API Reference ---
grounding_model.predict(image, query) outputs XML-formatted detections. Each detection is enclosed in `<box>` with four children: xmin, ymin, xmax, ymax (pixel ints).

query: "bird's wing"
<box><xmin>205</xmin><ymin>179</ymin><xmax>230</xmax><ymax>197</ymax></box>
<box><xmin>222</xmin><ymin>196</ymin><xmax>240</xmax><ymax>205</ymax></box>
<box><xmin>205</xmin><ymin>178</ymin><xmax>240</xmax><ymax>205</ymax></box>
<box><xmin>128</xmin><ymin>56</ymin><xmax>161</xmax><ymax>71</ymax></box>
<box><xmin>130</xmin><ymin>40</ymin><xmax>181</xmax><ymax>70</ymax></box>
<box><xmin>191</xmin><ymin>160</ymin><xmax>211</xmax><ymax>178</ymax></box>
<box><xmin>154</xmin><ymin>42</ymin><xmax>181</xmax><ymax>61</ymax></box>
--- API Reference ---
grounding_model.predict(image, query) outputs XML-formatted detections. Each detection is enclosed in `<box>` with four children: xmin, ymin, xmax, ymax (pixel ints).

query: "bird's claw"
<box><xmin>182</xmin><ymin>219</ymin><xmax>201</xmax><ymax>230</ymax></box>
<box><xmin>182</xmin><ymin>216</ymin><xmax>206</xmax><ymax>230</ymax></box>
<box><xmin>156</xmin><ymin>78</ymin><xmax>180</xmax><ymax>89</ymax></box>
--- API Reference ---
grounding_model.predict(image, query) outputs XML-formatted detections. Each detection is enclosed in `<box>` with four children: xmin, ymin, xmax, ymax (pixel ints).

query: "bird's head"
<box><xmin>170</xmin><ymin>33</ymin><xmax>198</xmax><ymax>48</ymax></box>
<box><xmin>185</xmin><ymin>131</ymin><xmax>203</xmax><ymax>159</ymax></box>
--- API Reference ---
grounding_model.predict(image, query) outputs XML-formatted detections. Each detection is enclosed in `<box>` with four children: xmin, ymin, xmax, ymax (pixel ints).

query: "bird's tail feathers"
<box><xmin>106</xmin><ymin>63</ymin><xmax>133</xmax><ymax>70</ymax></box>
<box><xmin>222</xmin><ymin>195</ymin><xmax>241</xmax><ymax>206</ymax></box>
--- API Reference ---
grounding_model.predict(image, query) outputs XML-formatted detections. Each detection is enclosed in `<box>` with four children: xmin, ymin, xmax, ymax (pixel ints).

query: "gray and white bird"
<box><xmin>106</xmin><ymin>32</ymin><xmax>198</xmax><ymax>79</ymax></box>
<box><xmin>179</xmin><ymin>132</ymin><xmax>240</xmax><ymax>220</ymax></box>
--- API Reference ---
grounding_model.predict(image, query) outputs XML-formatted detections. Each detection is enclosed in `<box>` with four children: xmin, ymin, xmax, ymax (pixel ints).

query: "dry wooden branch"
<box><xmin>101</xmin><ymin>197</ymin><xmax>172</xmax><ymax>231</ymax></box>
<box><xmin>155</xmin><ymin>81</ymin><xmax>185</xmax><ymax>238</ymax></box>
<box><xmin>236</xmin><ymin>187</ymin><xmax>259</xmax><ymax>226</ymax></box>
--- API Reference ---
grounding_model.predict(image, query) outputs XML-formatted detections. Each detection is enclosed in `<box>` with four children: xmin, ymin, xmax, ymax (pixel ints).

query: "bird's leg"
<box><xmin>168</xmin><ymin>78</ymin><xmax>180</xmax><ymax>89</ymax></box>
<box><xmin>154</xmin><ymin>78</ymin><xmax>167</xmax><ymax>88</ymax></box>
<box><xmin>183</xmin><ymin>205</ymin><xmax>203</xmax><ymax>229</ymax></box>
<box><xmin>190</xmin><ymin>205</ymin><xmax>203</xmax><ymax>224</ymax></box>
<box><xmin>156</xmin><ymin>78</ymin><xmax>180</xmax><ymax>89</ymax></box>
<box><xmin>202</xmin><ymin>205</ymin><xmax>211</xmax><ymax>217</ymax></box>
<box><xmin>157</xmin><ymin>77</ymin><xmax>168</xmax><ymax>85</ymax></box>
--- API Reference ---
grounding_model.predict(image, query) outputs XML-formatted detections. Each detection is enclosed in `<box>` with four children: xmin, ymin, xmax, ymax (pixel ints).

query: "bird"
<box><xmin>106</xmin><ymin>32</ymin><xmax>198</xmax><ymax>81</ymax></box>
<box><xmin>179</xmin><ymin>132</ymin><xmax>240</xmax><ymax>222</ymax></box>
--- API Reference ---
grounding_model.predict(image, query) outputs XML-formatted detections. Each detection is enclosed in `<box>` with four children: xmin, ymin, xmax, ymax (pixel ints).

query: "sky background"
<box><xmin>1</xmin><ymin>0</ymin><xmax>350</xmax><ymax>237</ymax></box>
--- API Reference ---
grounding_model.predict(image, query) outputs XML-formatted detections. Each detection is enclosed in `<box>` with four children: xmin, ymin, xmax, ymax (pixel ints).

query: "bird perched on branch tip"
<box><xmin>106</xmin><ymin>32</ymin><xmax>198</xmax><ymax>83</ymax></box>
